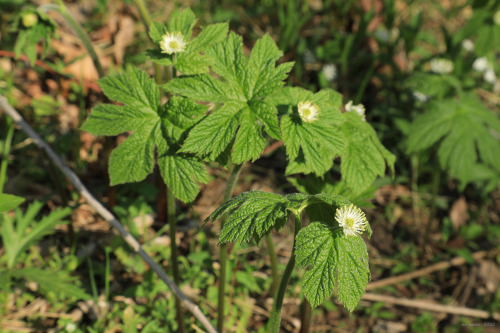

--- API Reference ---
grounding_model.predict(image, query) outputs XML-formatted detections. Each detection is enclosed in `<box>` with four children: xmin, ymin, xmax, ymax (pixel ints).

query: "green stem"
<box><xmin>265</xmin><ymin>233</ymin><xmax>279</xmax><ymax>295</ymax></box>
<box><xmin>132</xmin><ymin>0</ymin><xmax>163</xmax><ymax>93</ymax></box>
<box><xmin>39</xmin><ymin>3</ymin><xmax>105</xmax><ymax>79</ymax></box>
<box><xmin>424</xmin><ymin>167</ymin><xmax>441</xmax><ymax>244</ymax></box>
<box><xmin>167</xmin><ymin>188</ymin><xmax>185</xmax><ymax>333</ymax></box>
<box><xmin>270</xmin><ymin>212</ymin><xmax>301</xmax><ymax>333</ymax></box>
<box><xmin>299</xmin><ymin>299</ymin><xmax>312</xmax><ymax>333</ymax></box>
<box><xmin>0</xmin><ymin>117</ymin><xmax>14</xmax><ymax>193</ymax></box>
<box><xmin>217</xmin><ymin>163</ymin><xmax>243</xmax><ymax>333</ymax></box>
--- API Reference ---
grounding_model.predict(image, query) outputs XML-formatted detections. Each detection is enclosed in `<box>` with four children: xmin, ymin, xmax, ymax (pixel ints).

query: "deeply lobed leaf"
<box><xmin>165</xmin><ymin>32</ymin><xmax>293</xmax><ymax>164</ymax></box>
<box><xmin>82</xmin><ymin>68</ymin><xmax>208</xmax><ymax>202</ymax></box>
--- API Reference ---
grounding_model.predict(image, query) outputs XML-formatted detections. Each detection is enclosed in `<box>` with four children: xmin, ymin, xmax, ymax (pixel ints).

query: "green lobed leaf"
<box><xmin>167</xmin><ymin>8</ymin><xmax>197</xmax><ymax>40</ymax></box>
<box><xmin>82</xmin><ymin>69</ymin><xmax>208</xmax><ymax>202</ymax></box>
<box><xmin>13</xmin><ymin>10</ymin><xmax>58</xmax><ymax>65</ymax></box>
<box><xmin>147</xmin><ymin>12</ymin><xmax>228</xmax><ymax>74</ymax></box>
<box><xmin>231</xmin><ymin>111</ymin><xmax>267</xmax><ymax>164</ymax></box>
<box><xmin>205</xmin><ymin>191</ymin><xmax>289</xmax><ymax>244</ymax></box>
<box><xmin>408</xmin><ymin>93</ymin><xmax>500</xmax><ymax>190</ymax></box>
<box><xmin>271</xmin><ymin>87</ymin><xmax>345</xmax><ymax>176</ymax></box>
<box><xmin>295</xmin><ymin>222</ymin><xmax>369</xmax><ymax>310</ymax></box>
<box><xmin>180</xmin><ymin>103</ymin><xmax>241</xmax><ymax>159</ymax></box>
<box><xmin>0</xmin><ymin>194</ymin><xmax>25</xmax><ymax>213</ymax></box>
<box><xmin>341</xmin><ymin>112</ymin><xmax>395</xmax><ymax>194</ymax></box>
<box><xmin>165</xmin><ymin>32</ymin><xmax>292</xmax><ymax>163</ymax></box>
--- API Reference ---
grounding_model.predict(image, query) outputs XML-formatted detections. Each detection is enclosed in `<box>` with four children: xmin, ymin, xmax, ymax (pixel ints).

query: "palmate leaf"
<box><xmin>147</xmin><ymin>9</ymin><xmax>229</xmax><ymax>74</ymax></box>
<box><xmin>296</xmin><ymin>223</ymin><xmax>369</xmax><ymax>311</ymax></box>
<box><xmin>164</xmin><ymin>32</ymin><xmax>294</xmax><ymax>164</ymax></box>
<box><xmin>341</xmin><ymin>112</ymin><xmax>395</xmax><ymax>194</ymax></box>
<box><xmin>207</xmin><ymin>191</ymin><xmax>371</xmax><ymax>311</ymax></box>
<box><xmin>408</xmin><ymin>93</ymin><xmax>500</xmax><ymax>190</ymax></box>
<box><xmin>13</xmin><ymin>9</ymin><xmax>58</xmax><ymax>65</ymax></box>
<box><xmin>267</xmin><ymin>87</ymin><xmax>345</xmax><ymax>176</ymax></box>
<box><xmin>12</xmin><ymin>268</ymin><xmax>90</xmax><ymax>300</ymax></box>
<box><xmin>81</xmin><ymin>68</ymin><xmax>208</xmax><ymax>202</ymax></box>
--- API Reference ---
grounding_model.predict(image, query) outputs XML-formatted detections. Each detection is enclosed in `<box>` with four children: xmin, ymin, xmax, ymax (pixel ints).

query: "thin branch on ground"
<box><xmin>367</xmin><ymin>250</ymin><xmax>495</xmax><ymax>291</ymax></box>
<box><xmin>362</xmin><ymin>293</ymin><xmax>500</xmax><ymax>320</ymax></box>
<box><xmin>0</xmin><ymin>95</ymin><xmax>218</xmax><ymax>333</ymax></box>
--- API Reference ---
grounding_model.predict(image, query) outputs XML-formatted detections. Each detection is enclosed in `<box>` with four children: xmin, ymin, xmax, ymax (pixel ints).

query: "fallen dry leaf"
<box><xmin>449</xmin><ymin>196</ymin><xmax>469</xmax><ymax>230</ymax></box>
<box><xmin>478</xmin><ymin>260</ymin><xmax>500</xmax><ymax>293</ymax></box>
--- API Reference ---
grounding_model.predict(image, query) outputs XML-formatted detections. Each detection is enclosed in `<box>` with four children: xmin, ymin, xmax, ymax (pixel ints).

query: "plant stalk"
<box><xmin>39</xmin><ymin>3</ymin><xmax>105</xmax><ymax>79</ymax></box>
<box><xmin>217</xmin><ymin>163</ymin><xmax>243</xmax><ymax>333</ymax></box>
<box><xmin>299</xmin><ymin>299</ymin><xmax>312</xmax><ymax>333</ymax></box>
<box><xmin>269</xmin><ymin>212</ymin><xmax>301</xmax><ymax>333</ymax></box>
<box><xmin>265</xmin><ymin>233</ymin><xmax>279</xmax><ymax>295</ymax></box>
<box><xmin>424</xmin><ymin>167</ymin><xmax>441</xmax><ymax>244</ymax></box>
<box><xmin>132</xmin><ymin>0</ymin><xmax>162</xmax><ymax>84</ymax></box>
<box><xmin>0</xmin><ymin>117</ymin><xmax>14</xmax><ymax>193</ymax></box>
<box><xmin>167</xmin><ymin>188</ymin><xmax>185</xmax><ymax>333</ymax></box>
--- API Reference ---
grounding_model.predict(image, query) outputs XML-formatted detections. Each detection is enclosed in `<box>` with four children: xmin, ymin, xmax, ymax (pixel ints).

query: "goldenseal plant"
<box><xmin>205</xmin><ymin>191</ymin><xmax>372</xmax><ymax>332</ymax></box>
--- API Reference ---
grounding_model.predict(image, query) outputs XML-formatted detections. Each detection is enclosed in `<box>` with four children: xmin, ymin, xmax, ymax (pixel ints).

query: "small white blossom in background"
<box><xmin>345</xmin><ymin>100</ymin><xmax>366</xmax><ymax>121</ymax></box>
<box><xmin>472</xmin><ymin>57</ymin><xmax>497</xmax><ymax>84</ymax></box>
<box><xmin>303</xmin><ymin>49</ymin><xmax>317</xmax><ymax>65</ymax></box>
<box><xmin>374</xmin><ymin>27</ymin><xmax>399</xmax><ymax>43</ymax></box>
<box><xmin>298</xmin><ymin>101</ymin><xmax>320</xmax><ymax>123</ymax></box>
<box><xmin>65</xmin><ymin>323</ymin><xmax>77</xmax><ymax>332</ymax></box>
<box><xmin>473</xmin><ymin>57</ymin><xmax>490</xmax><ymax>72</ymax></box>
<box><xmin>160</xmin><ymin>32</ymin><xmax>186</xmax><ymax>55</ymax></box>
<box><xmin>335</xmin><ymin>204</ymin><xmax>367</xmax><ymax>237</ymax></box>
<box><xmin>484</xmin><ymin>68</ymin><xmax>497</xmax><ymax>84</ymax></box>
<box><xmin>494</xmin><ymin>10</ymin><xmax>500</xmax><ymax>25</ymax></box>
<box><xmin>322</xmin><ymin>63</ymin><xmax>337</xmax><ymax>82</ymax></box>
<box><xmin>430</xmin><ymin>58</ymin><xmax>454</xmax><ymax>74</ymax></box>
<box><xmin>462</xmin><ymin>39</ymin><xmax>474</xmax><ymax>52</ymax></box>
<box><xmin>412</xmin><ymin>91</ymin><xmax>429</xmax><ymax>103</ymax></box>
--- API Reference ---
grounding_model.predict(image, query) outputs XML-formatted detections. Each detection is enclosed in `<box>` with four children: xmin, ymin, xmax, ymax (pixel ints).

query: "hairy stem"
<box><xmin>39</xmin><ymin>3</ymin><xmax>105</xmax><ymax>78</ymax></box>
<box><xmin>269</xmin><ymin>212</ymin><xmax>301</xmax><ymax>333</ymax></box>
<box><xmin>0</xmin><ymin>117</ymin><xmax>14</xmax><ymax>193</ymax></box>
<box><xmin>299</xmin><ymin>299</ymin><xmax>312</xmax><ymax>333</ymax></box>
<box><xmin>217</xmin><ymin>163</ymin><xmax>243</xmax><ymax>333</ymax></box>
<box><xmin>167</xmin><ymin>188</ymin><xmax>185</xmax><ymax>333</ymax></box>
<box><xmin>265</xmin><ymin>233</ymin><xmax>279</xmax><ymax>295</ymax></box>
<box><xmin>132</xmin><ymin>0</ymin><xmax>162</xmax><ymax>84</ymax></box>
<box><xmin>424</xmin><ymin>167</ymin><xmax>441</xmax><ymax>244</ymax></box>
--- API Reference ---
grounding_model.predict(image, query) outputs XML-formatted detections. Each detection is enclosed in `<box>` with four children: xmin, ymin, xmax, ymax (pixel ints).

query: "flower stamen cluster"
<box><xmin>160</xmin><ymin>32</ymin><xmax>186</xmax><ymax>55</ymax></box>
<box><xmin>335</xmin><ymin>204</ymin><xmax>367</xmax><ymax>237</ymax></box>
<box><xmin>298</xmin><ymin>101</ymin><xmax>320</xmax><ymax>123</ymax></box>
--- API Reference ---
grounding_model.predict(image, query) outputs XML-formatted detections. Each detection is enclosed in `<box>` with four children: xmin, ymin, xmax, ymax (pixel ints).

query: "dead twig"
<box><xmin>362</xmin><ymin>293</ymin><xmax>500</xmax><ymax>320</ymax></box>
<box><xmin>367</xmin><ymin>250</ymin><xmax>492</xmax><ymax>291</ymax></box>
<box><xmin>0</xmin><ymin>95</ymin><xmax>218</xmax><ymax>333</ymax></box>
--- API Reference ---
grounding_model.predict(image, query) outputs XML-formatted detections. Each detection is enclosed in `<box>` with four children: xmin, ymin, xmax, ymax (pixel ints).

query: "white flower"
<box><xmin>66</xmin><ymin>323</ymin><xmax>77</xmax><ymax>332</ymax></box>
<box><xmin>412</xmin><ymin>91</ymin><xmax>428</xmax><ymax>103</ymax></box>
<box><xmin>374</xmin><ymin>27</ymin><xmax>399</xmax><ymax>43</ymax></box>
<box><xmin>430</xmin><ymin>58</ymin><xmax>454</xmax><ymax>74</ymax></box>
<box><xmin>322</xmin><ymin>63</ymin><xmax>337</xmax><ymax>82</ymax></box>
<box><xmin>462</xmin><ymin>39</ymin><xmax>474</xmax><ymax>52</ymax></box>
<box><xmin>335</xmin><ymin>204</ymin><xmax>367</xmax><ymax>237</ymax></box>
<box><xmin>160</xmin><ymin>32</ymin><xmax>186</xmax><ymax>55</ymax></box>
<box><xmin>473</xmin><ymin>57</ymin><xmax>490</xmax><ymax>72</ymax></box>
<box><xmin>298</xmin><ymin>101</ymin><xmax>320</xmax><ymax>123</ymax></box>
<box><xmin>494</xmin><ymin>10</ymin><xmax>500</xmax><ymax>25</ymax></box>
<box><xmin>345</xmin><ymin>100</ymin><xmax>366</xmax><ymax>121</ymax></box>
<box><xmin>484</xmin><ymin>68</ymin><xmax>497</xmax><ymax>84</ymax></box>
<box><xmin>303</xmin><ymin>49</ymin><xmax>317</xmax><ymax>65</ymax></box>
